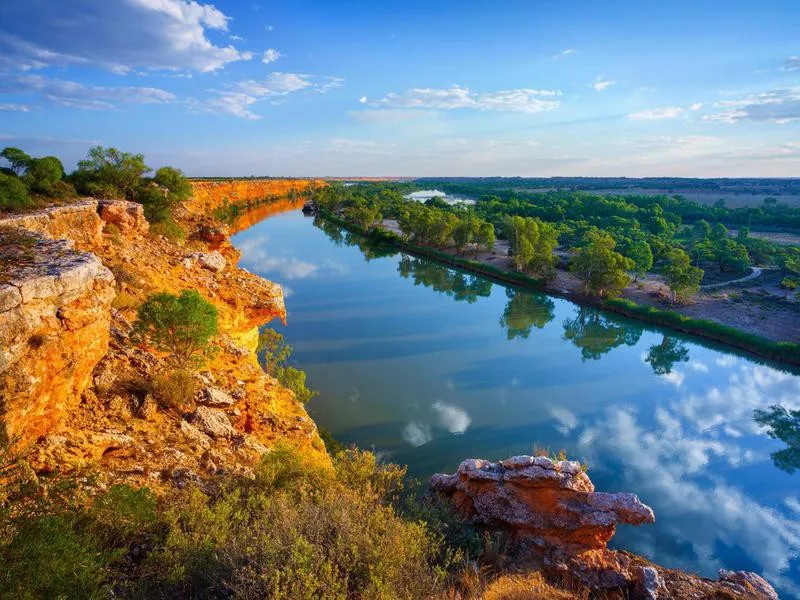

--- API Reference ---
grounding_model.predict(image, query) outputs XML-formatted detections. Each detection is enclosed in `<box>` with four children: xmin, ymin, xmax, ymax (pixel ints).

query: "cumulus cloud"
<box><xmin>432</xmin><ymin>401</ymin><xmax>471</xmax><ymax>434</ymax></box>
<box><xmin>0</xmin><ymin>74</ymin><xmax>175</xmax><ymax>110</ymax></box>
<box><xmin>628</xmin><ymin>107</ymin><xmax>684</xmax><ymax>120</ymax></box>
<box><xmin>262</xmin><ymin>48</ymin><xmax>283</xmax><ymax>64</ymax></box>
<box><xmin>592</xmin><ymin>78</ymin><xmax>615</xmax><ymax>92</ymax></box>
<box><xmin>550</xmin><ymin>407</ymin><xmax>578</xmax><ymax>435</ymax></box>
<box><xmin>703</xmin><ymin>87</ymin><xmax>800</xmax><ymax>124</ymax></box>
<box><xmin>369</xmin><ymin>85</ymin><xmax>561</xmax><ymax>114</ymax></box>
<box><xmin>0</xmin><ymin>0</ymin><xmax>249</xmax><ymax>73</ymax></box>
<box><xmin>402</xmin><ymin>422</ymin><xmax>432</xmax><ymax>447</ymax></box>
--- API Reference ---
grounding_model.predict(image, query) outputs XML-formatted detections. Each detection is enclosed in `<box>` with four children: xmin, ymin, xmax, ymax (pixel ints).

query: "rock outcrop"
<box><xmin>187</xmin><ymin>179</ymin><xmax>325</xmax><ymax>216</ymax></box>
<box><xmin>0</xmin><ymin>228</ymin><xmax>115</xmax><ymax>447</ymax></box>
<box><xmin>432</xmin><ymin>456</ymin><xmax>778</xmax><ymax>599</ymax></box>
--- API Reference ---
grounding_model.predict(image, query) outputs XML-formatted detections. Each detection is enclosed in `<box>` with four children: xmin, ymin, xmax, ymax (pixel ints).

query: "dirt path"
<box><xmin>701</xmin><ymin>267</ymin><xmax>764</xmax><ymax>290</ymax></box>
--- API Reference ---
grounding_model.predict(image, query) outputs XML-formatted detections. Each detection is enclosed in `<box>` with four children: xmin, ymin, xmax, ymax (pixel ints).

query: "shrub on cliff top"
<box><xmin>0</xmin><ymin>172</ymin><xmax>31</xmax><ymax>211</ymax></box>
<box><xmin>133</xmin><ymin>290</ymin><xmax>218</xmax><ymax>368</ymax></box>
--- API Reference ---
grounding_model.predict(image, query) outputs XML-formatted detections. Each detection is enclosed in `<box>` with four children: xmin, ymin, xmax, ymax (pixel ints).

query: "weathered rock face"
<box><xmin>431</xmin><ymin>456</ymin><xmax>779</xmax><ymax>599</ymax></box>
<box><xmin>187</xmin><ymin>179</ymin><xmax>325</xmax><ymax>216</ymax></box>
<box><xmin>431</xmin><ymin>456</ymin><xmax>654</xmax><ymax>551</ymax></box>
<box><xmin>0</xmin><ymin>229</ymin><xmax>115</xmax><ymax>446</ymax></box>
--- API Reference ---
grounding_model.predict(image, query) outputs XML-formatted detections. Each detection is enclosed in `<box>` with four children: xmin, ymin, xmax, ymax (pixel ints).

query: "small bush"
<box><xmin>781</xmin><ymin>277</ymin><xmax>798</xmax><ymax>290</ymax></box>
<box><xmin>150</xmin><ymin>369</ymin><xmax>197</xmax><ymax>412</ymax></box>
<box><xmin>149</xmin><ymin>217</ymin><xmax>186</xmax><ymax>242</ymax></box>
<box><xmin>257</xmin><ymin>328</ymin><xmax>318</xmax><ymax>403</ymax></box>
<box><xmin>133</xmin><ymin>290</ymin><xmax>218</xmax><ymax>369</ymax></box>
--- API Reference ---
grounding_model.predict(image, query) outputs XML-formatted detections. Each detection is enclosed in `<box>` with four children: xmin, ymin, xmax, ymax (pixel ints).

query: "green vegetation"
<box><xmin>569</xmin><ymin>231</ymin><xmax>633</xmax><ymax>298</ymax></box>
<box><xmin>504</xmin><ymin>215</ymin><xmax>557</xmax><ymax>277</ymax></box>
<box><xmin>0</xmin><ymin>172</ymin><xmax>30</xmax><ymax>211</ymax></box>
<box><xmin>133</xmin><ymin>290</ymin><xmax>219</xmax><ymax>369</ymax></box>
<box><xmin>258</xmin><ymin>328</ymin><xmax>318</xmax><ymax>403</ymax></box>
<box><xmin>662</xmin><ymin>248</ymin><xmax>704</xmax><ymax>303</ymax></box>
<box><xmin>0</xmin><ymin>435</ymin><xmax>498</xmax><ymax>599</ymax></box>
<box><xmin>0</xmin><ymin>146</ymin><xmax>73</xmax><ymax>209</ymax></box>
<box><xmin>754</xmin><ymin>405</ymin><xmax>800</xmax><ymax>474</ymax></box>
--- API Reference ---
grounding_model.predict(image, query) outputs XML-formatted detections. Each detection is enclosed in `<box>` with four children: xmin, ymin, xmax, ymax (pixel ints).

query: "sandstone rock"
<box><xmin>179</xmin><ymin>419</ymin><xmax>211</xmax><ymax>449</ymax></box>
<box><xmin>431</xmin><ymin>456</ymin><xmax>778</xmax><ymax>599</ymax></box>
<box><xmin>718</xmin><ymin>570</ymin><xmax>779</xmax><ymax>600</ymax></box>
<box><xmin>98</xmin><ymin>200</ymin><xmax>149</xmax><ymax>235</ymax></box>
<box><xmin>199</xmin><ymin>386</ymin><xmax>235</xmax><ymax>407</ymax></box>
<box><xmin>192</xmin><ymin>406</ymin><xmax>237</xmax><ymax>438</ymax></box>
<box><xmin>0</xmin><ymin>230</ymin><xmax>115</xmax><ymax>447</ymax></box>
<box><xmin>431</xmin><ymin>456</ymin><xmax>653</xmax><ymax>550</ymax></box>
<box><xmin>194</xmin><ymin>224</ymin><xmax>229</xmax><ymax>248</ymax></box>
<box><xmin>192</xmin><ymin>251</ymin><xmax>226</xmax><ymax>272</ymax></box>
<box><xmin>137</xmin><ymin>395</ymin><xmax>158</xmax><ymax>421</ymax></box>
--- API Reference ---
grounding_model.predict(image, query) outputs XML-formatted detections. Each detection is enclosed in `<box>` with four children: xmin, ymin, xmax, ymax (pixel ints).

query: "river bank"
<box><xmin>318</xmin><ymin>210</ymin><xmax>800</xmax><ymax>367</ymax></box>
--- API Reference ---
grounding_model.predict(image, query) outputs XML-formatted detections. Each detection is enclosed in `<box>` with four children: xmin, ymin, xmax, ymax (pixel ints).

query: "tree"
<box><xmin>24</xmin><ymin>156</ymin><xmax>64</xmax><ymax>195</ymax></box>
<box><xmin>645</xmin><ymin>336</ymin><xmax>689</xmax><ymax>374</ymax></box>
<box><xmin>133</xmin><ymin>290</ymin><xmax>218</xmax><ymax>368</ymax></box>
<box><xmin>344</xmin><ymin>203</ymin><xmax>382</xmax><ymax>230</ymax></box>
<box><xmin>569</xmin><ymin>231</ymin><xmax>633</xmax><ymax>298</ymax></box>
<box><xmin>0</xmin><ymin>147</ymin><xmax>31</xmax><ymax>176</ymax></box>
<box><xmin>0</xmin><ymin>173</ymin><xmax>31</xmax><ymax>211</ymax></box>
<box><xmin>452</xmin><ymin>217</ymin><xmax>480</xmax><ymax>254</ymax></box>
<box><xmin>504</xmin><ymin>216</ymin><xmax>558</xmax><ymax>277</ymax></box>
<box><xmin>693</xmin><ymin>219</ymin><xmax>712</xmax><ymax>239</ymax></box>
<box><xmin>662</xmin><ymin>248</ymin><xmax>703</xmax><ymax>303</ymax></box>
<box><xmin>153</xmin><ymin>166</ymin><xmax>192</xmax><ymax>203</ymax></box>
<box><xmin>477</xmin><ymin>221</ymin><xmax>495</xmax><ymax>251</ymax></box>
<box><xmin>625</xmin><ymin>239</ymin><xmax>653</xmax><ymax>282</ymax></box>
<box><xmin>714</xmin><ymin>238</ymin><xmax>750</xmax><ymax>273</ymax></box>
<box><xmin>73</xmin><ymin>146</ymin><xmax>150</xmax><ymax>200</ymax></box>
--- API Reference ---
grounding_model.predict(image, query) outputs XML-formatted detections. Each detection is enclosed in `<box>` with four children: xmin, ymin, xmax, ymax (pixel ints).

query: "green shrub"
<box><xmin>0</xmin><ymin>172</ymin><xmax>31</xmax><ymax>211</ymax></box>
<box><xmin>24</xmin><ymin>156</ymin><xmax>64</xmax><ymax>195</ymax></box>
<box><xmin>133</xmin><ymin>290</ymin><xmax>218</xmax><ymax>368</ymax></box>
<box><xmin>149</xmin><ymin>217</ymin><xmax>186</xmax><ymax>242</ymax></box>
<box><xmin>257</xmin><ymin>328</ymin><xmax>318</xmax><ymax>403</ymax></box>
<box><xmin>150</xmin><ymin>369</ymin><xmax>197</xmax><ymax>412</ymax></box>
<box><xmin>781</xmin><ymin>277</ymin><xmax>798</xmax><ymax>290</ymax></box>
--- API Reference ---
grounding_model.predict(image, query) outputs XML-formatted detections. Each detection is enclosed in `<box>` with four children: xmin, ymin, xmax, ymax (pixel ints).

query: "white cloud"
<box><xmin>690</xmin><ymin>102</ymin><xmax>704</xmax><ymax>111</ymax></box>
<box><xmin>592</xmin><ymin>78</ymin><xmax>615</xmax><ymax>92</ymax></box>
<box><xmin>190</xmin><ymin>91</ymin><xmax>260</xmax><ymax>120</ymax></box>
<box><xmin>0</xmin><ymin>0</ymin><xmax>249</xmax><ymax>73</ymax></box>
<box><xmin>238</xmin><ymin>72</ymin><xmax>314</xmax><ymax>96</ymax></box>
<box><xmin>0</xmin><ymin>102</ymin><xmax>32</xmax><ymax>112</ymax></box>
<box><xmin>318</xmin><ymin>76</ymin><xmax>345</xmax><ymax>94</ymax></box>
<box><xmin>689</xmin><ymin>360</ymin><xmax>709</xmax><ymax>373</ymax></box>
<box><xmin>703</xmin><ymin>87</ymin><xmax>800</xmax><ymax>124</ymax></box>
<box><xmin>370</xmin><ymin>85</ymin><xmax>561</xmax><ymax>114</ymax></box>
<box><xmin>262</xmin><ymin>48</ymin><xmax>283</xmax><ymax>64</ymax></box>
<box><xmin>0</xmin><ymin>74</ymin><xmax>175</xmax><ymax>110</ymax></box>
<box><xmin>659</xmin><ymin>369</ymin><xmax>685</xmax><ymax>387</ymax></box>
<box><xmin>236</xmin><ymin>238</ymin><xmax>319</xmax><ymax>278</ymax></box>
<box><xmin>402</xmin><ymin>422</ymin><xmax>432</xmax><ymax>447</ymax></box>
<box><xmin>782</xmin><ymin>56</ymin><xmax>800</xmax><ymax>72</ymax></box>
<box><xmin>553</xmin><ymin>48</ymin><xmax>577</xmax><ymax>59</ymax></box>
<box><xmin>628</xmin><ymin>107</ymin><xmax>684</xmax><ymax>121</ymax></box>
<box><xmin>432</xmin><ymin>401</ymin><xmax>471</xmax><ymax>434</ymax></box>
<box><xmin>358</xmin><ymin>96</ymin><xmax>368</xmax><ymax>104</ymax></box>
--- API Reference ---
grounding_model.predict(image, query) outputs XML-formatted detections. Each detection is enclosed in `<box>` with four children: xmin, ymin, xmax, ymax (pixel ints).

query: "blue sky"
<box><xmin>0</xmin><ymin>0</ymin><xmax>798</xmax><ymax>176</ymax></box>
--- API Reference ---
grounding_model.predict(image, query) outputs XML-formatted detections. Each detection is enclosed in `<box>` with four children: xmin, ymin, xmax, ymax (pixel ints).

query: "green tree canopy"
<box><xmin>0</xmin><ymin>147</ymin><xmax>31</xmax><ymax>176</ymax></box>
<box><xmin>562</xmin><ymin>307</ymin><xmax>642</xmax><ymax>360</ymax></box>
<box><xmin>624</xmin><ymin>239</ymin><xmax>653</xmax><ymax>281</ymax></box>
<box><xmin>133</xmin><ymin>290</ymin><xmax>218</xmax><ymax>368</ymax></box>
<box><xmin>0</xmin><ymin>173</ymin><xmax>31</xmax><ymax>211</ymax></box>
<box><xmin>499</xmin><ymin>289</ymin><xmax>555</xmax><ymax>340</ymax></box>
<box><xmin>504</xmin><ymin>215</ymin><xmax>558</xmax><ymax>278</ymax></box>
<box><xmin>754</xmin><ymin>404</ymin><xmax>800</xmax><ymax>474</ymax></box>
<box><xmin>257</xmin><ymin>328</ymin><xmax>317</xmax><ymax>403</ymax></box>
<box><xmin>24</xmin><ymin>156</ymin><xmax>64</xmax><ymax>195</ymax></box>
<box><xmin>663</xmin><ymin>248</ymin><xmax>704</xmax><ymax>303</ymax></box>
<box><xmin>569</xmin><ymin>231</ymin><xmax>633</xmax><ymax>298</ymax></box>
<box><xmin>645</xmin><ymin>336</ymin><xmax>690</xmax><ymax>375</ymax></box>
<box><xmin>74</xmin><ymin>146</ymin><xmax>151</xmax><ymax>200</ymax></box>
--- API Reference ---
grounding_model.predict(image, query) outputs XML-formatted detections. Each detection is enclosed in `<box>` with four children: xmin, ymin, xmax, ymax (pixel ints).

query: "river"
<box><xmin>231</xmin><ymin>206</ymin><xmax>800</xmax><ymax>596</ymax></box>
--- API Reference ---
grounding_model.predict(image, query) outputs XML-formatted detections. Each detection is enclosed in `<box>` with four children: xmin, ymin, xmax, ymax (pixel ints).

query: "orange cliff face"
<box><xmin>1</xmin><ymin>197</ymin><xmax>329</xmax><ymax>483</ymax></box>
<box><xmin>187</xmin><ymin>179</ymin><xmax>327</xmax><ymax>216</ymax></box>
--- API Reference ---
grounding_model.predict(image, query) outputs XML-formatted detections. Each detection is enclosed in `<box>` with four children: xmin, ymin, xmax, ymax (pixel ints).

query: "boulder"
<box><xmin>192</xmin><ymin>406</ymin><xmax>237</xmax><ymax>438</ymax></box>
<box><xmin>193</xmin><ymin>251</ymin><xmax>226</xmax><ymax>272</ymax></box>
<box><xmin>199</xmin><ymin>386</ymin><xmax>235</xmax><ymax>407</ymax></box>
<box><xmin>431</xmin><ymin>456</ymin><xmax>778</xmax><ymax>599</ymax></box>
<box><xmin>98</xmin><ymin>200</ymin><xmax>149</xmax><ymax>235</ymax></box>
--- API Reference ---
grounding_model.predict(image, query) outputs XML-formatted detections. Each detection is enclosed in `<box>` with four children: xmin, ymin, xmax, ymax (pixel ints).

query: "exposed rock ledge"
<box><xmin>432</xmin><ymin>456</ymin><xmax>778</xmax><ymax>600</ymax></box>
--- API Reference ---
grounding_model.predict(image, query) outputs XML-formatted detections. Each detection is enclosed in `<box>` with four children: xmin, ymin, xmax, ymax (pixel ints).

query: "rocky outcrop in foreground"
<box><xmin>431</xmin><ymin>456</ymin><xmax>778</xmax><ymax>599</ymax></box>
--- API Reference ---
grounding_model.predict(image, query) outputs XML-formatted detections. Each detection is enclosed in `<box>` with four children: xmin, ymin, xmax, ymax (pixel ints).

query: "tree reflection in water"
<box><xmin>397</xmin><ymin>255</ymin><xmax>492</xmax><ymax>304</ymax></box>
<box><xmin>562</xmin><ymin>307</ymin><xmax>643</xmax><ymax>361</ymax></box>
<box><xmin>754</xmin><ymin>405</ymin><xmax>800</xmax><ymax>474</ymax></box>
<box><xmin>499</xmin><ymin>288</ymin><xmax>555</xmax><ymax>340</ymax></box>
<box><xmin>645</xmin><ymin>336</ymin><xmax>690</xmax><ymax>375</ymax></box>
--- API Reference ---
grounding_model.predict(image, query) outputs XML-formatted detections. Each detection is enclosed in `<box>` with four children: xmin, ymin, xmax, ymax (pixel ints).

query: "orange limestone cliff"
<box><xmin>187</xmin><ymin>179</ymin><xmax>326</xmax><ymax>216</ymax></box>
<box><xmin>0</xmin><ymin>197</ymin><xmax>328</xmax><ymax>484</ymax></box>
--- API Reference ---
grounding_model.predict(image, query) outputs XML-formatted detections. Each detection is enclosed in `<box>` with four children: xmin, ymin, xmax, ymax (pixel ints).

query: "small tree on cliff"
<box><xmin>133</xmin><ymin>290</ymin><xmax>218</xmax><ymax>368</ymax></box>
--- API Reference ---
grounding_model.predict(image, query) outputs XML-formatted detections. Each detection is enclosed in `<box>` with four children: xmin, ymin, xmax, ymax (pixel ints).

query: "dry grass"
<box><xmin>483</xmin><ymin>573</ymin><xmax>585</xmax><ymax>600</ymax></box>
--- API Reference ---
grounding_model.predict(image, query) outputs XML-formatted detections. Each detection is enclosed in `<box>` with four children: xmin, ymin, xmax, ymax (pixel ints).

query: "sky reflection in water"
<box><xmin>232</xmin><ymin>210</ymin><xmax>800</xmax><ymax>596</ymax></box>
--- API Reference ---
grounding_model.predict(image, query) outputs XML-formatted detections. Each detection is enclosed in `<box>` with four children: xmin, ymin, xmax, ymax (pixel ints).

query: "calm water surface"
<box><xmin>232</xmin><ymin>209</ymin><xmax>800</xmax><ymax>596</ymax></box>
